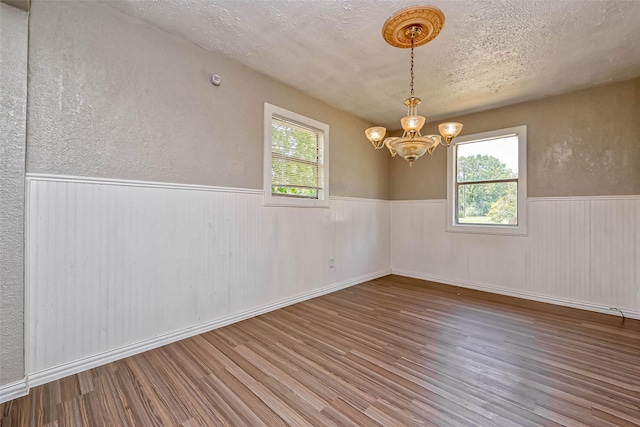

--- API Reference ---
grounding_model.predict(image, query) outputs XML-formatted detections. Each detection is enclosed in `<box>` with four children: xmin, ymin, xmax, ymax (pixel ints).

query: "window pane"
<box><xmin>272</xmin><ymin>158</ymin><xmax>319</xmax><ymax>187</ymax></box>
<box><xmin>265</xmin><ymin>103</ymin><xmax>329</xmax><ymax>207</ymax></box>
<box><xmin>457</xmin><ymin>135</ymin><xmax>518</xmax><ymax>182</ymax></box>
<box><xmin>271</xmin><ymin>186</ymin><xmax>318</xmax><ymax>198</ymax></box>
<box><xmin>271</xmin><ymin>116</ymin><xmax>322</xmax><ymax>199</ymax></box>
<box><xmin>458</xmin><ymin>181</ymin><xmax>517</xmax><ymax>225</ymax></box>
<box><xmin>272</xmin><ymin>118</ymin><xmax>320</xmax><ymax>163</ymax></box>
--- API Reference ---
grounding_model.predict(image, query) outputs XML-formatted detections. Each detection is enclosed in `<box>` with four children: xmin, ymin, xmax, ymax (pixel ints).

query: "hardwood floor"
<box><xmin>2</xmin><ymin>275</ymin><xmax>640</xmax><ymax>426</ymax></box>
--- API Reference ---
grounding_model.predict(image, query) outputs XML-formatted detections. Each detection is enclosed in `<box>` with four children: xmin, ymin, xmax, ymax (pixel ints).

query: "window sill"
<box><xmin>446</xmin><ymin>223</ymin><xmax>527</xmax><ymax>236</ymax></box>
<box><xmin>264</xmin><ymin>196</ymin><xmax>329</xmax><ymax>208</ymax></box>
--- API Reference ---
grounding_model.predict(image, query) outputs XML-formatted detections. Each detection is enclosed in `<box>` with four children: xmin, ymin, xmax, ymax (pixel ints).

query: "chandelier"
<box><xmin>365</xmin><ymin>6</ymin><xmax>463</xmax><ymax>166</ymax></box>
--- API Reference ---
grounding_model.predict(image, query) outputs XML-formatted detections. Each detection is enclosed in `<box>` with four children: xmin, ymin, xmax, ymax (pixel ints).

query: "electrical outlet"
<box><xmin>329</xmin><ymin>258</ymin><xmax>334</xmax><ymax>268</ymax></box>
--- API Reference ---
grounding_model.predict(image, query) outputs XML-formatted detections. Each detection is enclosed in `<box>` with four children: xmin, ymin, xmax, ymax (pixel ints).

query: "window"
<box><xmin>264</xmin><ymin>103</ymin><xmax>329</xmax><ymax>207</ymax></box>
<box><xmin>447</xmin><ymin>125</ymin><xmax>527</xmax><ymax>235</ymax></box>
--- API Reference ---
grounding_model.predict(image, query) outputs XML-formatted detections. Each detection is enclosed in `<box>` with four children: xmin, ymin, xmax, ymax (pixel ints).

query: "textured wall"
<box><xmin>0</xmin><ymin>3</ymin><xmax>27</xmax><ymax>386</ymax></box>
<box><xmin>1</xmin><ymin>0</ymin><xmax>28</xmax><ymax>12</ymax></box>
<box><xmin>391</xmin><ymin>78</ymin><xmax>640</xmax><ymax>199</ymax></box>
<box><xmin>27</xmin><ymin>1</ymin><xmax>389</xmax><ymax>199</ymax></box>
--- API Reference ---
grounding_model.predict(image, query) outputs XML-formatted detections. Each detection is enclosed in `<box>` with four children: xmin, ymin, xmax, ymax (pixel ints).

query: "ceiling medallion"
<box><xmin>366</xmin><ymin>5</ymin><xmax>463</xmax><ymax>166</ymax></box>
<box><xmin>382</xmin><ymin>5</ymin><xmax>445</xmax><ymax>48</ymax></box>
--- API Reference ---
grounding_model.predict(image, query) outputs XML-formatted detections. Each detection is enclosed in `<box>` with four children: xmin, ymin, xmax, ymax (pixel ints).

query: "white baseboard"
<box><xmin>392</xmin><ymin>269</ymin><xmax>640</xmax><ymax>320</ymax></box>
<box><xmin>26</xmin><ymin>269</ymin><xmax>390</xmax><ymax>390</ymax></box>
<box><xmin>0</xmin><ymin>379</ymin><xmax>28</xmax><ymax>404</ymax></box>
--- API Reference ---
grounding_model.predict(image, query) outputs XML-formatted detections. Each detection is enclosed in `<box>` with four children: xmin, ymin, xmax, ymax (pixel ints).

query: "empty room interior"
<box><xmin>2</xmin><ymin>0</ymin><xmax>640</xmax><ymax>425</ymax></box>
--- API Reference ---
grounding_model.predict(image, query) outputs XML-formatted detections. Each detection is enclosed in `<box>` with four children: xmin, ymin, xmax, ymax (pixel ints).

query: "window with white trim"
<box><xmin>447</xmin><ymin>125</ymin><xmax>527</xmax><ymax>235</ymax></box>
<box><xmin>264</xmin><ymin>103</ymin><xmax>329</xmax><ymax>207</ymax></box>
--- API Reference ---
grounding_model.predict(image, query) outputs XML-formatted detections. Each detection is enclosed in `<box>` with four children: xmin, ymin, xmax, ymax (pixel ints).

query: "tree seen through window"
<box><xmin>456</xmin><ymin>136</ymin><xmax>519</xmax><ymax>225</ymax></box>
<box><xmin>271</xmin><ymin>117</ymin><xmax>322</xmax><ymax>199</ymax></box>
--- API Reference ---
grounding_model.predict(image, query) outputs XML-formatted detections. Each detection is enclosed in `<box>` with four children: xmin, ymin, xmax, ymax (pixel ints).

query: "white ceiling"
<box><xmin>104</xmin><ymin>0</ymin><xmax>640</xmax><ymax>129</ymax></box>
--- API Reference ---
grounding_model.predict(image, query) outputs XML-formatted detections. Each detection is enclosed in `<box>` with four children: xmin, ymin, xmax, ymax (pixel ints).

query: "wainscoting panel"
<box><xmin>466</xmin><ymin>233</ymin><xmax>527</xmax><ymax>292</ymax></box>
<box><xmin>391</xmin><ymin>197</ymin><xmax>640</xmax><ymax>316</ymax></box>
<box><xmin>637</xmin><ymin>199</ymin><xmax>640</xmax><ymax>310</ymax></box>
<box><xmin>528</xmin><ymin>199</ymin><xmax>591</xmax><ymax>302</ymax></box>
<box><xmin>330</xmin><ymin>197</ymin><xmax>390</xmax><ymax>286</ymax></box>
<box><xmin>589</xmin><ymin>199</ymin><xmax>637</xmax><ymax>309</ymax></box>
<box><xmin>26</xmin><ymin>175</ymin><xmax>390</xmax><ymax>381</ymax></box>
<box><xmin>390</xmin><ymin>201</ymin><xmax>469</xmax><ymax>282</ymax></box>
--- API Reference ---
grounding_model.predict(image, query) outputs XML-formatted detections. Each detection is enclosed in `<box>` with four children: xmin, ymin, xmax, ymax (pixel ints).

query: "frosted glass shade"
<box><xmin>439</xmin><ymin>122</ymin><xmax>463</xmax><ymax>137</ymax></box>
<box><xmin>365</xmin><ymin>126</ymin><xmax>387</xmax><ymax>149</ymax></box>
<box><xmin>401</xmin><ymin>115</ymin><xmax>426</xmax><ymax>133</ymax></box>
<box><xmin>438</xmin><ymin>122</ymin><xmax>463</xmax><ymax>146</ymax></box>
<box><xmin>387</xmin><ymin>136</ymin><xmax>433</xmax><ymax>165</ymax></box>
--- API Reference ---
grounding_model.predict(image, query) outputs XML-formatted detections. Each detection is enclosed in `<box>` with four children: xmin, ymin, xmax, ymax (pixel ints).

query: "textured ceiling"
<box><xmin>103</xmin><ymin>0</ymin><xmax>640</xmax><ymax>129</ymax></box>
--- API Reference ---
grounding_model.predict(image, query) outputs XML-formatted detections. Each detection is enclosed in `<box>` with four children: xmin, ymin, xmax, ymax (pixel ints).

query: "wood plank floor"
<box><xmin>2</xmin><ymin>275</ymin><xmax>640</xmax><ymax>426</ymax></box>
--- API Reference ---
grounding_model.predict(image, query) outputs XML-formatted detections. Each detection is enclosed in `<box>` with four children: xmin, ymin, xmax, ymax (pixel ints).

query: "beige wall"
<box><xmin>0</xmin><ymin>2</ymin><xmax>27</xmax><ymax>386</ymax></box>
<box><xmin>391</xmin><ymin>78</ymin><xmax>640</xmax><ymax>200</ymax></box>
<box><xmin>27</xmin><ymin>1</ymin><xmax>389</xmax><ymax>199</ymax></box>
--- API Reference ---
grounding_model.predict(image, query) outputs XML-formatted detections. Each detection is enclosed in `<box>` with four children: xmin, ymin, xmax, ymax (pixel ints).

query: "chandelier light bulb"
<box><xmin>401</xmin><ymin>115</ymin><xmax>426</xmax><ymax>133</ymax></box>
<box><xmin>438</xmin><ymin>122</ymin><xmax>463</xmax><ymax>146</ymax></box>
<box><xmin>365</xmin><ymin>126</ymin><xmax>387</xmax><ymax>149</ymax></box>
<box><xmin>439</xmin><ymin>123</ymin><xmax>462</xmax><ymax>136</ymax></box>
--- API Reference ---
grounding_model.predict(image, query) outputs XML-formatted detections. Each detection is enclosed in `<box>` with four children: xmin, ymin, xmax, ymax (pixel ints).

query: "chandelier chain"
<box><xmin>410</xmin><ymin>36</ymin><xmax>414</xmax><ymax>97</ymax></box>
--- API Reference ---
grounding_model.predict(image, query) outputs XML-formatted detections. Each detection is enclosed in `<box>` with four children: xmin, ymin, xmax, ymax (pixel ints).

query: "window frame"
<box><xmin>446</xmin><ymin>125</ymin><xmax>527</xmax><ymax>236</ymax></box>
<box><xmin>263</xmin><ymin>102</ymin><xmax>330</xmax><ymax>208</ymax></box>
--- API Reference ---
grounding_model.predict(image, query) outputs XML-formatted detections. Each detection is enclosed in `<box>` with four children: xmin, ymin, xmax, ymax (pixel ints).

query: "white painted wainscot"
<box><xmin>24</xmin><ymin>174</ymin><xmax>390</xmax><ymax>391</ymax></box>
<box><xmin>391</xmin><ymin>197</ymin><xmax>640</xmax><ymax>318</ymax></box>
